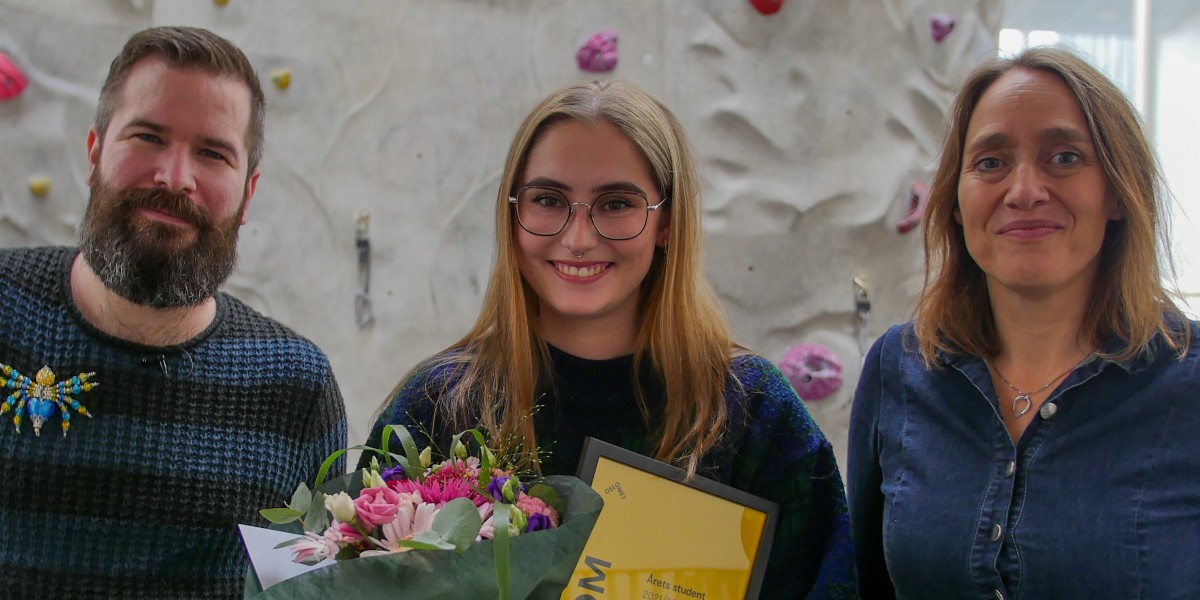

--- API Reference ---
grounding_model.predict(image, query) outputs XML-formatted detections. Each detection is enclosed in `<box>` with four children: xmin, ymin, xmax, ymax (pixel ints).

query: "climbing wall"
<box><xmin>0</xmin><ymin>0</ymin><xmax>1001</xmax><ymax>467</ymax></box>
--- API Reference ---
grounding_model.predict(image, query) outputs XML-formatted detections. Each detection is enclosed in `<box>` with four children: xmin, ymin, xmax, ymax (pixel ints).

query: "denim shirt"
<box><xmin>848</xmin><ymin>322</ymin><xmax>1200</xmax><ymax>600</ymax></box>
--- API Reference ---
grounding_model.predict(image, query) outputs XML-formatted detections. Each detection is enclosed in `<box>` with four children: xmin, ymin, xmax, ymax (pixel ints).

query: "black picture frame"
<box><xmin>576</xmin><ymin>437</ymin><xmax>779</xmax><ymax>599</ymax></box>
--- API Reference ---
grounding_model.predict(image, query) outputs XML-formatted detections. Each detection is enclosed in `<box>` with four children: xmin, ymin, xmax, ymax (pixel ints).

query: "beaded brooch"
<box><xmin>1</xmin><ymin>362</ymin><xmax>98</xmax><ymax>438</ymax></box>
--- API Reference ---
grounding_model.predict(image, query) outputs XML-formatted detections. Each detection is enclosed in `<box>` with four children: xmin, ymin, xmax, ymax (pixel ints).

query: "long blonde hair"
<box><xmin>915</xmin><ymin>46</ymin><xmax>1188</xmax><ymax>364</ymax></box>
<box><xmin>399</xmin><ymin>80</ymin><xmax>737</xmax><ymax>474</ymax></box>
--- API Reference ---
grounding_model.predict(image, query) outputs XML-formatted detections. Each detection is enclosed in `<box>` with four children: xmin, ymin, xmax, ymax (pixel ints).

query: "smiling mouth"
<box><xmin>553</xmin><ymin>262</ymin><xmax>609</xmax><ymax>278</ymax></box>
<box><xmin>137</xmin><ymin>206</ymin><xmax>196</xmax><ymax>227</ymax></box>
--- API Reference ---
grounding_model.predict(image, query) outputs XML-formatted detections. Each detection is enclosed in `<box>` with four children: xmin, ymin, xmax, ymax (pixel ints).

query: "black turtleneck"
<box><xmin>532</xmin><ymin>344</ymin><xmax>665</xmax><ymax>475</ymax></box>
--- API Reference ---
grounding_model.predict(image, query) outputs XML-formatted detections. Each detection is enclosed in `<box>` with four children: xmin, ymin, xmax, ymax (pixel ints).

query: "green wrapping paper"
<box><xmin>244</xmin><ymin>475</ymin><xmax>603</xmax><ymax>599</ymax></box>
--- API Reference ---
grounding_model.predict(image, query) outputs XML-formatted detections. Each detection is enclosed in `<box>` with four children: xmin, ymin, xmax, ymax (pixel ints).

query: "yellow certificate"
<box><xmin>561</xmin><ymin>438</ymin><xmax>778</xmax><ymax>600</ymax></box>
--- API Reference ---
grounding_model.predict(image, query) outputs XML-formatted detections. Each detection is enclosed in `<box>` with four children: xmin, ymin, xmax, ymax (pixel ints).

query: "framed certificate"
<box><xmin>560</xmin><ymin>438</ymin><xmax>778</xmax><ymax>600</ymax></box>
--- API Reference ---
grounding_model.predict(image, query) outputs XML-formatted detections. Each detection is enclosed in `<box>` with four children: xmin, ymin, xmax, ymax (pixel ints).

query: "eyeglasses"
<box><xmin>508</xmin><ymin>186</ymin><xmax>667</xmax><ymax>241</ymax></box>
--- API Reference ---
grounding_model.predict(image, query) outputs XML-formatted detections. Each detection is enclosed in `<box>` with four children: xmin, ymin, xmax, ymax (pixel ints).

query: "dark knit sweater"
<box><xmin>0</xmin><ymin>246</ymin><xmax>347</xmax><ymax>599</ymax></box>
<box><xmin>360</xmin><ymin>345</ymin><xmax>858</xmax><ymax>599</ymax></box>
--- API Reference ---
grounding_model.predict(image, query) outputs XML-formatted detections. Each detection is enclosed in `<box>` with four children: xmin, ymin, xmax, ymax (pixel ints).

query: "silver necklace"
<box><xmin>989</xmin><ymin>356</ymin><xmax>1088</xmax><ymax>417</ymax></box>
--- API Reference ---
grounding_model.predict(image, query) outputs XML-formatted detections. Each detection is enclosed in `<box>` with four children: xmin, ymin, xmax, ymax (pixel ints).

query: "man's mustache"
<box><xmin>119</xmin><ymin>188</ymin><xmax>209</xmax><ymax>228</ymax></box>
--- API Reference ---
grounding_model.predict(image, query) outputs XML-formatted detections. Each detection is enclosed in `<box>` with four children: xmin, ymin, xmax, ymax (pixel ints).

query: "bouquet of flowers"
<box><xmin>244</xmin><ymin>425</ymin><xmax>603</xmax><ymax>599</ymax></box>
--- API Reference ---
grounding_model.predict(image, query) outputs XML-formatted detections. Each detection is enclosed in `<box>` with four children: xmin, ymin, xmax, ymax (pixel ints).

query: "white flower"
<box><xmin>362</xmin><ymin>502</ymin><xmax>440</xmax><ymax>555</ymax></box>
<box><xmin>324</xmin><ymin>491</ymin><xmax>357</xmax><ymax>523</ymax></box>
<box><xmin>289</xmin><ymin>531</ymin><xmax>335</xmax><ymax>565</ymax></box>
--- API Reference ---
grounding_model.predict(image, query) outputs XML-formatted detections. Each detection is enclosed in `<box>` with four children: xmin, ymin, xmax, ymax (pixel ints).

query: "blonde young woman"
<box><xmin>360</xmin><ymin>80</ymin><xmax>857</xmax><ymax>597</ymax></box>
<box><xmin>849</xmin><ymin>46</ymin><xmax>1199</xmax><ymax>599</ymax></box>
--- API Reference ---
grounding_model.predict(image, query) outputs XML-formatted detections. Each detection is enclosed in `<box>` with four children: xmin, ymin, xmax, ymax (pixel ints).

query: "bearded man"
<box><xmin>0</xmin><ymin>26</ymin><xmax>346</xmax><ymax>599</ymax></box>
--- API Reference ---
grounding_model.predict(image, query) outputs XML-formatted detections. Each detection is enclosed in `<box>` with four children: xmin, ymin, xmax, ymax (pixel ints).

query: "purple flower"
<box><xmin>487</xmin><ymin>475</ymin><xmax>525</xmax><ymax>503</ymax></box>
<box><xmin>525</xmin><ymin>513</ymin><xmax>553</xmax><ymax>533</ymax></box>
<box><xmin>381</xmin><ymin>464</ymin><xmax>408</xmax><ymax>482</ymax></box>
<box><xmin>487</xmin><ymin>476</ymin><xmax>509</xmax><ymax>501</ymax></box>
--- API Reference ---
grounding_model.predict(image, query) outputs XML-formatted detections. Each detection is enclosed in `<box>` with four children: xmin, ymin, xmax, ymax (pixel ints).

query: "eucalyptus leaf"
<box><xmin>429</xmin><ymin>497</ymin><xmax>484</xmax><ymax>552</ymax></box>
<box><xmin>526</xmin><ymin>483</ymin><xmax>565</xmax><ymax>515</ymax></box>
<box><xmin>396</xmin><ymin>535</ymin><xmax>456</xmax><ymax>551</ymax></box>
<box><xmin>289</xmin><ymin>482</ymin><xmax>312</xmax><ymax>514</ymax></box>
<box><xmin>259</xmin><ymin>507</ymin><xmax>304</xmax><ymax>524</ymax></box>
<box><xmin>303</xmin><ymin>490</ymin><xmax>328</xmax><ymax>533</ymax></box>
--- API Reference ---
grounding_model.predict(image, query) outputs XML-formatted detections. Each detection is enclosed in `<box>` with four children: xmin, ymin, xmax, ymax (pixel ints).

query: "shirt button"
<box><xmin>989</xmin><ymin>523</ymin><xmax>1002</xmax><ymax>541</ymax></box>
<box><xmin>1040</xmin><ymin>402</ymin><xmax>1059</xmax><ymax>419</ymax></box>
<box><xmin>1004</xmin><ymin>461</ymin><xmax>1015</xmax><ymax>477</ymax></box>
<box><xmin>994</xmin><ymin>590</ymin><xmax>1004</xmax><ymax>600</ymax></box>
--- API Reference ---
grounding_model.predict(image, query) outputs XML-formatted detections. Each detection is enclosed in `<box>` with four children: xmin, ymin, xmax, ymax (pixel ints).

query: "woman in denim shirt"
<box><xmin>848</xmin><ymin>46</ymin><xmax>1199</xmax><ymax>599</ymax></box>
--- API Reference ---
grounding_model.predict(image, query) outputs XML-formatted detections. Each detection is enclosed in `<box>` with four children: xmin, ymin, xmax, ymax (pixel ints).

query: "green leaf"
<box><xmin>493</xmin><ymin>501</ymin><xmax>511</xmax><ymax>600</ymax></box>
<box><xmin>391</xmin><ymin>497</ymin><xmax>483</xmax><ymax>554</ymax></box>
<box><xmin>381</xmin><ymin>424</ymin><xmax>423</xmax><ymax>481</ymax></box>
<box><xmin>526</xmin><ymin>482</ymin><xmax>565</xmax><ymax>515</ymax></box>
<box><xmin>433</xmin><ymin>497</ymin><xmax>484</xmax><ymax>552</ymax></box>
<box><xmin>315</xmin><ymin>449</ymin><xmax>349</xmax><ymax>487</ymax></box>
<box><xmin>457</xmin><ymin>429</ymin><xmax>494</xmax><ymax>488</ymax></box>
<box><xmin>272</xmin><ymin>536</ymin><xmax>308</xmax><ymax>549</ymax></box>
<box><xmin>289</xmin><ymin>482</ymin><xmax>312</xmax><ymax>514</ymax></box>
<box><xmin>396</xmin><ymin>534</ymin><xmax>456</xmax><ymax>551</ymax></box>
<box><xmin>303</xmin><ymin>490</ymin><xmax>328</xmax><ymax>533</ymax></box>
<box><xmin>259</xmin><ymin>507</ymin><xmax>304</xmax><ymax>524</ymax></box>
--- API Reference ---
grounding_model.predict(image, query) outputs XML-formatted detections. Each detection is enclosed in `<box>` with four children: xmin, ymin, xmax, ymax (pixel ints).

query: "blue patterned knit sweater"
<box><xmin>0</xmin><ymin>246</ymin><xmax>347</xmax><ymax>599</ymax></box>
<box><xmin>360</xmin><ymin>345</ymin><xmax>858</xmax><ymax>599</ymax></box>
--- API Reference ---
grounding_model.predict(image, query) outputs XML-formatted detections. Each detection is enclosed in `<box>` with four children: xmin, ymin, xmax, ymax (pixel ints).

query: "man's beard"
<box><xmin>79</xmin><ymin>177</ymin><xmax>242</xmax><ymax>308</ymax></box>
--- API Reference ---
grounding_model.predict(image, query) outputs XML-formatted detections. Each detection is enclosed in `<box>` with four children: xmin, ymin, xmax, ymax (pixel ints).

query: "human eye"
<box><xmin>1050</xmin><ymin>151</ymin><xmax>1082</xmax><ymax>167</ymax></box>
<box><xmin>524</xmin><ymin>189</ymin><xmax>566</xmax><ymax>210</ymax></box>
<box><xmin>595</xmin><ymin>194</ymin><xmax>640</xmax><ymax>215</ymax></box>
<box><xmin>973</xmin><ymin>156</ymin><xmax>1004</xmax><ymax>172</ymax></box>
<box><xmin>198</xmin><ymin>148</ymin><xmax>229</xmax><ymax>162</ymax></box>
<box><xmin>133</xmin><ymin>132</ymin><xmax>162</xmax><ymax>144</ymax></box>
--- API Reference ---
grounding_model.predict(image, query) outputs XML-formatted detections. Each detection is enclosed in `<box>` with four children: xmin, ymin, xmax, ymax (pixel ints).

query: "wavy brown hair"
<box><xmin>915</xmin><ymin>46</ymin><xmax>1188</xmax><ymax>365</ymax></box>
<box><xmin>394</xmin><ymin>81</ymin><xmax>739</xmax><ymax>475</ymax></box>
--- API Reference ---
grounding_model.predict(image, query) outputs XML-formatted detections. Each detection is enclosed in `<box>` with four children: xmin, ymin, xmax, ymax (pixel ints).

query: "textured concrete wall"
<box><xmin>0</xmin><ymin>0</ymin><xmax>1000</xmax><ymax>468</ymax></box>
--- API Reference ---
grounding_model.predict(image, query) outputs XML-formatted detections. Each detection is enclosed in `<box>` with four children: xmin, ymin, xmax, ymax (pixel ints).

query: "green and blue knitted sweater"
<box><xmin>0</xmin><ymin>246</ymin><xmax>346</xmax><ymax>599</ymax></box>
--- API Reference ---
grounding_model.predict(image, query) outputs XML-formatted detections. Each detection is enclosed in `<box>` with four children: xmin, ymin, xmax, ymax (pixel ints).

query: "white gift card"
<box><xmin>238</xmin><ymin>524</ymin><xmax>335</xmax><ymax>590</ymax></box>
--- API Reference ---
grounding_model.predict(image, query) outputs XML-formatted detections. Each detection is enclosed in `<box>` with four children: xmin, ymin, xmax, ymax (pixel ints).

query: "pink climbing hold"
<box><xmin>576</xmin><ymin>30</ymin><xmax>619</xmax><ymax>73</ymax></box>
<box><xmin>931</xmin><ymin>14</ymin><xmax>955</xmax><ymax>43</ymax></box>
<box><xmin>0</xmin><ymin>52</ymin><xmax>28</xmax><ymax>100</ymax></box>
<box><xmin>779</xmin><ymin>343</ymin><xmax>843</xmax><ymax>401</ymax></box>
<box><xmin>750</xmin><ymin>0</ymin><xmax>785</xmax><ymax>15</ymax></box>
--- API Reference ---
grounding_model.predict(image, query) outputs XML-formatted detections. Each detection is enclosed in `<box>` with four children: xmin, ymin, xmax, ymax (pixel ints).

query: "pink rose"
<box><xmin>355</xmin><ymin>486</ymin><xmax>401</xmax><ymax>527</ymax></box>
<box><xmin>516</xmin><ymin>493</ymin><xmax>559</xmax><ymax>527</ymax></box>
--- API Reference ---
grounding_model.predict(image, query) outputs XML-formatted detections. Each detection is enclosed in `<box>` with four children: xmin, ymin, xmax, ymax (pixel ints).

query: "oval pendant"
<box><xmin>1012</xmin><ymin>394</ymin><xmax>1032</xmax><ymax>417</ymax></box>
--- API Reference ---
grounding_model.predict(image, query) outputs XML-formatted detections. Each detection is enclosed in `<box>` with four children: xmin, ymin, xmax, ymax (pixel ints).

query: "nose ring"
<box><xmin>572</xmin><ymin>249</ymin><xmax>585</xmax><ymax>259</ymax></box>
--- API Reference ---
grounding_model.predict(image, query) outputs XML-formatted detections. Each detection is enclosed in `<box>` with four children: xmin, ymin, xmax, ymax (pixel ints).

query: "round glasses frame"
<box><xmin>508</xmin><ymin>185</ymin><xmax>668</xmax><ymax>241</ymax></box>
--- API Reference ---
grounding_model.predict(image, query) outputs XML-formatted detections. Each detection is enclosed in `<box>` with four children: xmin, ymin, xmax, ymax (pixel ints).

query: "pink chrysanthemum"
<box><xmin>389</xmin><ymin>476</ymin><xmax>489</xmax><ymax>507</ymax></box>
<box><xmin>360</xmin><ymin>501</ymin><xmax>440</xmax><ymax>556</ymax></box>
<box><xmin>423</xmin><ymin>457</ymin><xmax>486</xmax><ymax>486</ymax></box>
<box><xmin>289</xmin><ymin>531</ymin><xmax>337</xmax><ymax>565</ymax></box>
